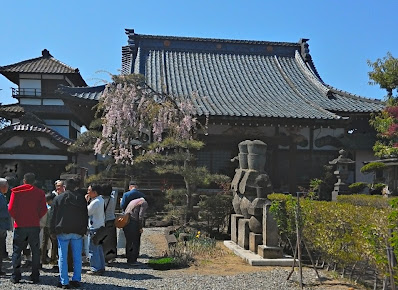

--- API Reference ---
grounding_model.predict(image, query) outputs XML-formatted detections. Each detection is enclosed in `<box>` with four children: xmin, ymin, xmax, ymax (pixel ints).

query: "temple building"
<box><xmin>0</xmin><ymin>49</ymin><xmax>100</xmax><ymax>188</ymax></box>
<box><xmin>119</xmin><ymin>30</ymin><xmax>384</xmax><ymax>192</ymax></box>
<box><xmin>0</xmin><ymin>30</ymin><xmax>385</xmax><ymax>192</ymax></box>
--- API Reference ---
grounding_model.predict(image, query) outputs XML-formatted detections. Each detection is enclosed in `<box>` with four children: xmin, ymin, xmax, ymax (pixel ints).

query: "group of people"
<box><xmin>0</xmin><ymin>174</ymin><xmax>148</xmax><ymax>289</ymax></box>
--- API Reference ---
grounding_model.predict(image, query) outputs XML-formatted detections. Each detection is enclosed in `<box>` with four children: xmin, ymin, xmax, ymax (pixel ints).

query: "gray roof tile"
<box><xmin>123</xmin><ymin>32</ymin><xmax>385</xmax><ymax>120</ymax></box>
<box><xmin>57</xmin><ymin>85</ymin><xmax>104</xmax><ymax>101</ymax></box>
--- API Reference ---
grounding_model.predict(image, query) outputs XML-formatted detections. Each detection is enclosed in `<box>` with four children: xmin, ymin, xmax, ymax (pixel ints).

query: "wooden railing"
<box><xmin>12</xmin><ymin>88</ymin><xmax>42</xmax><ymax>97</ymax></box>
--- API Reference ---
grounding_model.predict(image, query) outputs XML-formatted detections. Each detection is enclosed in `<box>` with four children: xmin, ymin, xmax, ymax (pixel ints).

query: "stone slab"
<box><xmin>258</xmin><ymin>245</ymin><xmax>283</xmax><ymax>259</ymax></box>
<box><xmin>237</xmin><ymin>218</ymin><xmax>250</xmax><ymax>249</ymax></box>
<box><xmin>249</xmin><ymin>232</ymin><xmax>262</xmax><ymax>254</ymax></box>
<box><xmin>223</xmin><ymin>240</ymin><xmax>296</xmax><ymax>266</ymax></box>
<box><xmin>231</xmin><ymin>214</ymin><xmax>244</xmax><ymax>243</ymax></box>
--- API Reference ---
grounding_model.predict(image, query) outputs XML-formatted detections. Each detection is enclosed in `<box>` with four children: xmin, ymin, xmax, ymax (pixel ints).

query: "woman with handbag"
<box><xmin>85</xmin><ymin>184</ymin><xmax>105</xmax><ymax>275</ymax></box>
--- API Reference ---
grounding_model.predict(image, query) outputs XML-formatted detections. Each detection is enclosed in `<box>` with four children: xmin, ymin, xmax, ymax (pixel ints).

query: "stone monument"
<box><xmin>229</xmin><ymin>140</ymin><xmax>283</xmax><ymax>260</ymax></box>
<box><xmin>329</xmin><ymin>149</ymin><xmax>355</xmax><ymax>201</ymax></box>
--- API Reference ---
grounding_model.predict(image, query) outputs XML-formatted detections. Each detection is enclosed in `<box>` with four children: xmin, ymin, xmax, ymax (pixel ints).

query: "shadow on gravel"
<box><xmin>108</xmin><ymin>262</ymin><xmax>150</xmax><ymax>270</ymax></box>
<box><xmin>80</xmin><ymin>281</ymin><xmax>148</xmax><ymax>290</ymax></box>
<box><xmin>102</xmin><ymin>270</ymin><xmax>162</xmax><ymax>281</ymax></box>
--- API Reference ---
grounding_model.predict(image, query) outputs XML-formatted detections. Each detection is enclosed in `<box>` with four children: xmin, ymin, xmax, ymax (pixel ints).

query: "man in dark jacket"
<box><xmin>120</xmin><ymin>181</ymin><xmax>147</xmax><ymax>264</ymax></box>
<box><xmin>8</xmin><ymin>172</ymin><xmax>47</xmax><ymax>284</ymax></box>
<box><xmin>50</xmin><ymin>178</ymin><xmax>88</xmax><ymax>289</ymax></box>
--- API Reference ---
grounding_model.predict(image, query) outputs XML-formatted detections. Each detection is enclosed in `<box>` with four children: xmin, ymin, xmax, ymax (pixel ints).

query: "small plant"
<box><xmin>168</xmin><ymin>227</ymin><xmax>220</xmax><ymax>267</ymax></box>
<box><xmin>147</xmin><ymin>257</ymin><xmax>178</xmax><ymax>270</ymax></box>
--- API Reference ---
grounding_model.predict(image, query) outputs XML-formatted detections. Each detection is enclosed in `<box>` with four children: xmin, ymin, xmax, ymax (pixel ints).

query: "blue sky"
<box><xmin>0</xmin><ymin>0</ymin><xmax>397</xmax><ymax>104</ymax></box>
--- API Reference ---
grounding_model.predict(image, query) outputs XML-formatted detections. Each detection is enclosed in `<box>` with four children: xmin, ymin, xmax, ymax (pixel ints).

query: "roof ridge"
<box><xmin>273</xmin><ymin>55</ymin><xmax>341</xmax><ymax>120</ymax></box>
<box><xmin>125</xmin><ymin>29</ymin><xmax>301</xmax><ymax>47</ymax></box>
<box><xmin>0</xmin><ymin>53</ymin><xmax>78</xmax><ymax>73</ymax></box>
<box><xmin>294</xmin><ymin>50</ymin><xmax>330</xmax><ymax>96</ymax></box>
<box><xmin>325</xmin><ymin>84</ymin><xmax>384</xmax><ymax>104</ymax></box>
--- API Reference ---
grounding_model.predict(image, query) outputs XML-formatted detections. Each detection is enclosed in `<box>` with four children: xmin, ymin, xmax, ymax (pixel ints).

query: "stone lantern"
<box><xmin>329</xmin><ymin>149</ymin><xmax>355</xmax><ymax>201</ymax></box>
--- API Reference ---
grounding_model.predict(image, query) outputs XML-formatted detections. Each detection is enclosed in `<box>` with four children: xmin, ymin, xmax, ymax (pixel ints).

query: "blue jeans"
<box><xmin>57</xmin><ymin>233</ymin><xmax>83</xmax><ymax>285</ymax></box>
<box><xmin>12</xmin><ymin>227</ymin><xmax>40</xmax><ymax>281</ymax></box>
<box><xmin>89</xmin><ymin>229</ymin><xmax>105</xmax><ymax>272</ymax></box>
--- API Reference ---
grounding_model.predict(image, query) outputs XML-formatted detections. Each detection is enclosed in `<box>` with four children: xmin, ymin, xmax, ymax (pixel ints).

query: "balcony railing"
<box><xmin>12</xmin><ymin>88</ymin><xmax>42</xmax><ymax>97</ymax></box>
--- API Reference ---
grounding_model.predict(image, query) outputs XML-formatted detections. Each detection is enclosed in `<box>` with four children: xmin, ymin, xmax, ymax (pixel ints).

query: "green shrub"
<box><xmin>348</xmin><ymin>182</ymin><xmax>368</xmax><ymax>194</ymax></box>
<box><xmin>360</xmin><ymin>162</ymin><xmax>386</xmax><ymax>173</ymax></box>
<box><xmin>337</xmin><ymin>194</ymin><xmax>394</xmax><ymax>209</ymax></box>
<box><xmin>268</xmin><ymin>193</ymin><xmax>393</xmax><ymax>281</ymax></box>
<box><xmin>198</xmin><ymin>192</ymin><xmax>233</xmax><ymax>234</ymax></box>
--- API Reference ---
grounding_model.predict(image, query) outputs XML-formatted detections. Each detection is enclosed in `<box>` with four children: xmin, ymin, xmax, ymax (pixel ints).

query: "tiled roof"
<box><xmin>122</xmin><ymin>30</ymin><xmax>385</xmax><ymax>120</ymax></box>
<box><xmin>57</xmin><ymin>85</ymin><xmax>105</xmax><ymax>101</ymax></box>
<box><xmin>0</xmin><ymin>118</ymin><xmax>73</xmax><ymax>146</ymax></box>
<box><xmin>0</xmin><ymin>104</ymin><xmax>25</xmax><ymax>114</ymax></box>
<box><xmin>0</xmin><ymin>49</ymin><xmax>87</xmax><ymax>86</ymax></box>
<box><xmin>0</xmin><ymin>49</ymin><xmax>78</xmax><ymax>74</ymax></box>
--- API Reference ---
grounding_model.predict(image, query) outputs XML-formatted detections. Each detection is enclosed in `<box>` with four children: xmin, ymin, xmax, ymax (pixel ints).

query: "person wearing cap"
<box><xmin>120</xmin><ymin>181</ymin><xmax>147</xmax><ymax>264</ymax></box>
<box><xmin>0</xmin><ymin>178</ymin><xmax>11</xmax><ymax>275</ymax></box>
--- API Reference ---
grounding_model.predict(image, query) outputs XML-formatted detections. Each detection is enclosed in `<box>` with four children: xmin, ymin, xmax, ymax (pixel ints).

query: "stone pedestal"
<box><xmin>249</xmin><ymin>232</ymin><xmax>262</xmax><ymax>254</ymax></box>
<box><xmin>257</xmin><ymin>245</ymin><xmax>283</xmax><ymax>259</ymax></box>
<box><xmin>262</xmin><ymin>203</ymin><xmax>279</xmax><ymax>247</ymax></box>
<box><xmin>231</xmin><ymin>214</ymin><xmax>244</xmax><ymax>243</ymax></box>
<box><xmin>238</xmin><ymin>219</ymin><xmax>250</xmax><ymax>249</ymax></box>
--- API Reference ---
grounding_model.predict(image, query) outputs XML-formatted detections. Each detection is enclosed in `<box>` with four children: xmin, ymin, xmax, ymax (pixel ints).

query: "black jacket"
<box><xmin>50</xmin><ymin>189</ymin><xmax>88</xmax><ymax>236</ymax></box>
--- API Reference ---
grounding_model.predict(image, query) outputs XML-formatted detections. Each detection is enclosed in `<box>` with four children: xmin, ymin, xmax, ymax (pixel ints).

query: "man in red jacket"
<box><xmin>8</xmin><ymin>172</ymin><xmax>47</xmax><ymax>284</ymax></box>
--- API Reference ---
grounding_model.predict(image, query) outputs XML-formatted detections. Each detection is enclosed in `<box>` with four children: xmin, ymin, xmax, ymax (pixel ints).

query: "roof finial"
<box><xmin>298</xmin><ymin>39</ymin><xmax>311</xmax><ymax>62</ymax></box>
<box><xmin>42</xmin><ymin>49</ymin><xmax>52</xmax><ymax>58</ymax></box>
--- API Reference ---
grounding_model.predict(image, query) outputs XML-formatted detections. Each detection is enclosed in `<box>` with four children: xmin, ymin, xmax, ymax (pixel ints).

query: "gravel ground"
<box><xmin>0</xmin><ymin>228</ymin><xmax>356</xmax><ymax>290</ymax></box>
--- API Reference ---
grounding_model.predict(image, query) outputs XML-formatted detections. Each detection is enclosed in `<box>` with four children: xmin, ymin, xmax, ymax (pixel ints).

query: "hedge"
<box><xmin>268</xmin><ymin>193</ymin><xmax>398</xmax><ymax>282</ymax></box>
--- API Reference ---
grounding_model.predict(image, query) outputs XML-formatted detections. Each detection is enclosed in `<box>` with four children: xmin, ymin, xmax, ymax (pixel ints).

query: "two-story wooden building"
<box><xmin>0</xmin><ymin>49</ymin><xmax>99</xmax><ymax>188</ymax></box>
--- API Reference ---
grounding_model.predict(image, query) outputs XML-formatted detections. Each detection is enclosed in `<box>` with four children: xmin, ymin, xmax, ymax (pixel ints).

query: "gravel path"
<box><xmin>0</xmin><ymin>228</ymin><xmax>357</xmax><ymax>289</ymax></box>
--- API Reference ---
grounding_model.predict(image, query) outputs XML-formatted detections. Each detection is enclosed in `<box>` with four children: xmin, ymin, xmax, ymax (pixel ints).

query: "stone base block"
<box><xmin>237</xmin><ymin>218</ymin><xmax>250</xmax><ymax>249</ymax></box>
<box><xmin>258</xmin><ymin>245</ymin><xmax>283</xmax><ymax>259</ymax></box>
<box><xmin>224</xmin><ymin>241</ymin><xmax>296</xmax><ymax>266</ymax></box>
<box><xmin>231</xmin><ymin>214</ymin><xmax>244</xmax><ymax>243</ymax></box>
<box><xmin>249</xmin><ymin>233</ymin><xmax>262</xmax><ymax>254</ymax></box>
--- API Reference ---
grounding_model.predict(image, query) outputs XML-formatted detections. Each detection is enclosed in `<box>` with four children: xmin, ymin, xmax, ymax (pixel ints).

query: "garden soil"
<box><xmin>145</xmin><ymin>231</ymin><xmax>365</xmax><ymax>289</ymax></box>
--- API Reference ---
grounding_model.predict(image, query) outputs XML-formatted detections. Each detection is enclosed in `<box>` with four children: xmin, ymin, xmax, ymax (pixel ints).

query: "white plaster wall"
<box><xmin>278</xmin><ymin>127</ymin><xmax>310</xmax><ymax>150</ymax></box>
<box><xmin>19</xmin><ymin>79</ymin><xmax>41</xmax><ymax>96</ymax></box>
<box><xmin>43</xmin><ymin>99</ymin><xmax>64</xmax><ymax>105</ymax></box>
<box><xmin>0</xmin><ymin>136</ymin><xmax>24</xmax><ymax>148</ymax></box>
<box><xmin>313</xmin><ymin>128</ymin><xmax>345</xmax><ymax>150</ymax></box>
<box><xmin>37</xmin><ymin>137</ymin><xmax>60</xmax><ymax>149</ymax></box>
<box><xmin>20</xmin><ymin>98</ymin><xmax>41</xmax><ymax>105</ymax></box>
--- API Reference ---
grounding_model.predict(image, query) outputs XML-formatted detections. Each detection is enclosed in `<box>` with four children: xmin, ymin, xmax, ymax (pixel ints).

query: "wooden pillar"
<box><xmin>288</xmin><ymin>138</ymin><xmax>297</xmax><ymax>194</ymax></box>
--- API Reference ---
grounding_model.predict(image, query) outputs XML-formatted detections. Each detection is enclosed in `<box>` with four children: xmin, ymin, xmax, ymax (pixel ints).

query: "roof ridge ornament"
<box><xmin>298</xmin><ymin>38</ymin><xmax>311</xmax><ymax>62</ymax></box>
<box><xmin>41</xmin><ymin>49</ymin><xmax>52</xmax><ymax>58</ymax></box>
